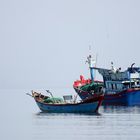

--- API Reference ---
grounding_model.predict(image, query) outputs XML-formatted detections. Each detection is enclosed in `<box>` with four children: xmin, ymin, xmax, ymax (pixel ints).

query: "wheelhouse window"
<box><xmin>106</xmin><ymin>82</ymin><xmax>123</xmax><ymax>90</ymax></box>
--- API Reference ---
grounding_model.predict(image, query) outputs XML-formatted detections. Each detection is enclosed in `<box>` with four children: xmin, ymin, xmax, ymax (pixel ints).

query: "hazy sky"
<box><xmin>0</xmin><ymin>0</ymin><xmax>140</xmax><ymax>89</ymax></box>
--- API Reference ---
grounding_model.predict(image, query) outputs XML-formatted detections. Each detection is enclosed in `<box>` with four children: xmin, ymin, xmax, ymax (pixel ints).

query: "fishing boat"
<box><xmin>73</xmin><ymin>54</ymin><xmax>140</xmax><ymax>106</ymax></box>
<box><xmin>30</xmin><ymin>90</ymin><xmax>103</xmax><ymax>113</ymax></box>
<box><xmin>73</xmin><ymin>75</ymin><xmax>104</xmax><ymax>100</ymax></box>
<box><xmin>94</xmin><ymin>64</ymin><xmax>140</xmax><ymax>106</ymax></box>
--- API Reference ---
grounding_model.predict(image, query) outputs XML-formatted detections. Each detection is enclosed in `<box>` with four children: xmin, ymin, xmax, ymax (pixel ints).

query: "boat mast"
<box><xmin>86</xmin><ymin>46</ymin><xmax>96</xmax><ymax>81</ymax></box>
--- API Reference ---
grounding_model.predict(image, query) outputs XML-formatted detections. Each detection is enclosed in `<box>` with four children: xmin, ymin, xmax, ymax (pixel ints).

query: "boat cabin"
<box><xmin>92</xmin><ymin>66</ymin><xmax>140</xmax><ymax>94</ymax></box>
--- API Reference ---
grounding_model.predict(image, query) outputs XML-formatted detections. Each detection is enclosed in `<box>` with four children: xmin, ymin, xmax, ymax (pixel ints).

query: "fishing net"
<box><xmin>44</xmin><ymin>97</ymin><xmax>64</xmax><ymax>103</ymax></box>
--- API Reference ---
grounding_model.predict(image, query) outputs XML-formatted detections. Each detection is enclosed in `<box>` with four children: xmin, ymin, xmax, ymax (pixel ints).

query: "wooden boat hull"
<box><xmin>35</xmin><ymin>101</ymin><xmax>100</xmax><ymax>113</ymax></box>
<box><xmin>33</xmin><ymin>95</ymin><xmax>103</xmax><ymax>113</ymax></box>
<box><xmin>74</xmin><ymin>87</ymin><xmax>140</xmax><ymax>106</ymax></box>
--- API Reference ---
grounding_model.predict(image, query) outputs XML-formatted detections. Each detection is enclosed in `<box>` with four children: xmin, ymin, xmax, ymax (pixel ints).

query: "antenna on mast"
<box><xmin>94</xmin><ymin>53</ymin><xmax>98</xmax><ymax>80</ymax></box>
<box><xmin>88</xmin><ymin>45</ymin><xmax>92</xmax><ymax>56</ymax></box>
<box><xmin>86</xmin><ymin>45</ymin><xmax>97</xmax><ymax>81</ymax></box>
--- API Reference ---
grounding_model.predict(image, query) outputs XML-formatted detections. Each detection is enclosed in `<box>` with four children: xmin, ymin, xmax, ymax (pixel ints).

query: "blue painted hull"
<box><xmin>103</xmin><ymin>89</ymin><xmax>140</xmax><ymax>106</ymax></box>
<box><xmin>74</xmin><ymin>87</ymin><xmax>140</xmax><ymax>106</ymax></box>
<box><xmin>32</xmin><ymin>91</ymin><xmax>103</xmax><ymax>113</ymax></box>
<box><xmin>35</xmin><ymin>101</ymin><xmax>101</xmax><ymax>113</ymax></box>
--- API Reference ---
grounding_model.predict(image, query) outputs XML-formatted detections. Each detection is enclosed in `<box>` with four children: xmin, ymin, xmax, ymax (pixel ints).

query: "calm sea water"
<box><xmin>1</xmin><ymin>89</ymin><xmax>140</xmax><ymax>140</ymax></box>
